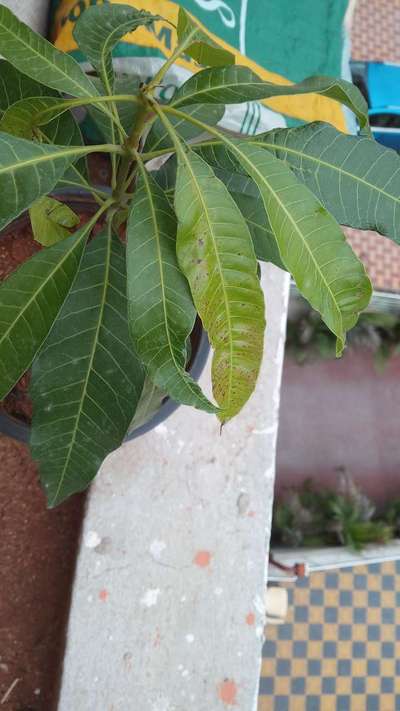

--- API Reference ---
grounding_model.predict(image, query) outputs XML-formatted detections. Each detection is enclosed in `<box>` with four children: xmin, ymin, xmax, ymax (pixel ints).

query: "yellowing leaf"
<box><xmin>30</xmin><ymin>197</ymin><xmax>80</xmax><ymax>246</ymax></box>
<box><xmin>174</xmin><ymin>147</ymin><xmax>265</xmax><ymax>421</ymax></box>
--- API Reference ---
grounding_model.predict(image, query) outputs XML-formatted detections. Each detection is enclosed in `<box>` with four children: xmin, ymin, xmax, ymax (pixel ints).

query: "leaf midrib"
<box><xmin>173</xmin><ymin>74</ymin><xmax>328</xmax><ymax>108</ymax></box>
<box><xmin>0</xmin><ymin>142</ymin><xmax>120</xmax><ymax>176</ymax></box>
<box><xmin>50</xmin><ymin>227</ymin><xmax>112</xmax><ymax>506</ymax></box>
<box><xmin>173</xmin><ymin>76</ymin><xmax>269</xmax><ymax>107</ymax></box>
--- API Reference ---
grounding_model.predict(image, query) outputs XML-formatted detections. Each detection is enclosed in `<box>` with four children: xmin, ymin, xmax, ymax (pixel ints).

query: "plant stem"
<box><xmin>83</xmin><ymin>196</ymin><xmax>116</xmax><ymax>232</ymax></box>
<box><xmin>113</xmin><ymin>93</ymin><xmax>153</xmax><ymax>206</ymax></box>
<box><xmin>157</xmin><ymin>103</ymin><xmax>222</xmax><ymax>142</ymax></box>
<box><xmin>144</xmin><ymin>29</ymin><xmax>197</xmax><ymax>96</ymax></box>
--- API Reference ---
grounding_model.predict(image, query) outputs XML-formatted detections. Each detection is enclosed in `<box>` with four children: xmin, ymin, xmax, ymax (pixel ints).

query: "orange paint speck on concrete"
<box><xmin>217</xmin><ymin>679</ymin><xmax>238</xmax><ymax>706</ymax></box>
<box><xmin>245</xmin><ymin>612</ymin><xmax>255</xmax><ymax>626</ymax></box>
<box><xmin>99</xmin><ymin>588</ymin><xmax>109</xmax><ymax>602</ymax></box>
<box><xmin>193</xmin><ymin>550</ymin><xmax>212</xmax><ymax>567</ymax></box>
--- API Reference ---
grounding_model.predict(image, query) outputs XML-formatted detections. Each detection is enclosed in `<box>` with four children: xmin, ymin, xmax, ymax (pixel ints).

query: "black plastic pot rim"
<box><xmin>0</xmin><ymin>327</ymin><xmax>210</xmax><ymax>445</ymax></box>
<box><xmin>0</xmin><ymin>188</ymin><xmax>210</xmax><ymax>444</ymax></box>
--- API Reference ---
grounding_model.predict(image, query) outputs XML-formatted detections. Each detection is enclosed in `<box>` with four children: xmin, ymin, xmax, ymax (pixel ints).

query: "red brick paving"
<box><xmin>345</xmin><ymin>228</ymin><xmax>400</xmax><ymax>293</ymax></box>
<box><xmin>351</xmin><ymin>0</ymin><xmax>400</xmax><ymax>63</ymax></box>
<box><xmin>347</xmin><ymin>0</ymin><xmax>400</xmax><ymax>292</ymax></box>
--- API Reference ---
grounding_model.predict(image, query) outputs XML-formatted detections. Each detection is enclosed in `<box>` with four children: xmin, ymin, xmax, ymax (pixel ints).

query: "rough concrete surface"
<box><xmin>58</xmin><ymin>265</ymin><xmax>289</xmax><ymax>711</ymax></box>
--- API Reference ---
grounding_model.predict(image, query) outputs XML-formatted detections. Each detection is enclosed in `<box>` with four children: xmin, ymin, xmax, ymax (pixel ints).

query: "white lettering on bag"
<box><xmin>192</xmin><ymin>0</ymin><xmax>236</xmax><ymax>29</ymax></box>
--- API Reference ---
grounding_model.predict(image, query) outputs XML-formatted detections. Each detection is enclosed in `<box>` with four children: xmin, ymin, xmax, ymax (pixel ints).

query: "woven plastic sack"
<box><xmin>49</xmin><ymin>0</ymin><xmax>348</xmax><ymax>136</ymax></box>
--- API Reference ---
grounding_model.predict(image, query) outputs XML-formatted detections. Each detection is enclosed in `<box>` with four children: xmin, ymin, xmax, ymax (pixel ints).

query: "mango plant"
<box><xmin>0</xmin><ymin>2</ymin><xmax>398</xmax><ymax>506</ymax></box>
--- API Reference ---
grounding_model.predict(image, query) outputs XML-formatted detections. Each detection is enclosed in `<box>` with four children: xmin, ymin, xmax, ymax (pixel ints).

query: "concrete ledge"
<box><xmin>58</xmin><ymin>265</ymin><xmax>289</xmax><ymax>711</ymax></box>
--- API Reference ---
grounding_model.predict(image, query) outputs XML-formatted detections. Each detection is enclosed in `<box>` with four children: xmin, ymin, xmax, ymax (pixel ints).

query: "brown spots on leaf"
<box><xmin>217</xmin><ymin>679</ymin><xmax>238</xmax><ymax>705</ymax></box>
<box><xmin>245</xmin><ymin>612</ymin><xmax>255</xmax><ymax>625</ymax></box>
<box><xmin>153</xmin><ymin>627</ymin><xmax>161</xmax><ymax>648</ymax></box>
<box><xmin>193</xmin><ymin>550</ymin><xmax>212</xmax><ymax>567</ymax></box>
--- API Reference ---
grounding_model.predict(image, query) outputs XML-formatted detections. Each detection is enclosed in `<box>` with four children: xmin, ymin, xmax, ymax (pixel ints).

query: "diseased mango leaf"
<box><xmin>174</xmin><ymin>145</ymin><xmax>265</xmax><ymax>421</ymax></box>
<box><xmin>30</xmin><ymin>196</ymin><xmax>80</xmax><ymax>246</ymax></box>
<box><xmin>127</xmin><ymin>165</ymin><xmax>216</xmax><ymax>413</ymax></box>
<box><xmin>0</xmin><ymin>4</ymin><xmax>98</xmax><ymax>98</ymax></box>
<box><xmin>0</xmin><ymin>221</ymin><xmax>91</xmax><ymax>401</ymax></box>
<box><xmin>74</xmin><ymin>3</ymin><xmax>160</xmax><ymax>94</ymax></box>
<box><xmin>177</xmin><ymin>7</ymin><xmax>235</xmax><ymax>67</ymax></box>
<box><xmin>172</xmin><ymin>66</ymin><xmax>370</xmax><ymax>132</ymax></box>
<box><xmin>152</xmin><ymin>151</ymin><xmax>285</xmax><ymax>269</ymax></box>
<box><xmin>223</xmin><ymin>139</ymin><xmax>372</xmax><ymax>354</ymax></box>
<box><xmin>195</xmin><ymin>154</ymin><xmax>283</xmax><ymax>266</ymax></box>
<box><xmin>30</xmin><ymin>225</ymin><xmax>145</xmax><ymax>507</ymax></box>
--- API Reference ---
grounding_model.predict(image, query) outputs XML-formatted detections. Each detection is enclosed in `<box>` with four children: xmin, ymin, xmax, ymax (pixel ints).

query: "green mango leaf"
<box><xmin>224</xmin><ymin>139</ymin><xmax>372</xmax><ymax>353</ymax></box>
<box><xmin>0</xmin><ymin>132</ymin><xmax>113</xmax><ymax>231</ymax></box>
<box><xmin>173</xmin><ymin>66</ymin><xmax>370</xmax><ymax>132</ymax></box>
<box><xmin>0</xmin><ymin>66</ymin><xmax>90</xmax><ymax>181</ymax></box>
<box><xmin>173</xmin><ymin>146</ymin><xmax>265</xmax><ymax>421</ymax></box>
<box><xmin>258</xmin><ymin>122</ymin><xmax>400</xmax><ymax>244</ymax></box>
<box><xmin>74</xmin><ymin>3</ymin><xmax>160</xmax><ymax>94</ymax></box>
<box><xmin>29</xmin><ymin>196</ymin><xmax>80</xmax><ymax>246</ymax></box>
<box><xmin>0</xmin><ymin>4</ymin><xmax>99</xmax><ymax>99</ymax></box>
<box><xmin>0</xmin><ymin>60</ymin><xmax>56</xmax><ymax>113</ymax></box>
<box><xmin>127</xmin><ymin>165</ymin><xmax>216</xmax><ymax>413</ymax></box>
<box><xmin>177</xmin><ymin>7</ymin><xmax>235</xmax><ymax>67</ymax></box>
<box><xmin>0</xmin><ymin>96</ymin><xmax>74</xmax><ymax>139</ymax></box>
<box><xmin>87</xmin><ymin>74</ymin><xmax>141</xmax><ymax>143</ymax></box>
<box><xmin>30</xmin><ymin>225</ymin><xmax>145</xmax><ymax>507</ymax></box>
<box><xmin>55</xmin><ymin>118</ymin><xmax>89</xmax><ymax>188</ymax></box>
<box><xmin>0</xmin><ymin>93</ymin><xmax>88</xmax><ymax>186</ymax></box>
<box><xmin>0</xmin><ymin>94</ymin><xmax>90</xmax><ymax>189</ymax></box>
<box><xmin>112</xmin><ymin>75</ymin><xmax>141</xmax><ymax>136</ymax></box>
<box><xmin>144</xmin><ymin>103</ymin><xmax>225</xmax><ymax>153</ymax></box>
<box><xmin>43</xmin><ymin>106</ymin><xmax>83</xmax><ymax>147</ymax></box>
<box><xmin>0</xmin><ymin>93</ymin><xmax>127</xmax><ymax>141</ymax></box>
<box><xmin>39</xmin><ymin>108</ymin><xmax>90</xmax><ymax>191</ymax></box>
<box><xmin>0</xmin><ymin>221</ymin><xmax>91</xmax><ymax>401</ymax></box>
<box><xmin>151</xmin><ymin>154</ymin><xmax>177</xmax><ymax>201</ymax></box>
<box><xmin>230</xmin><ymin>190</ymin><xmax>285</xmax><ymax>269</ymax></box>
